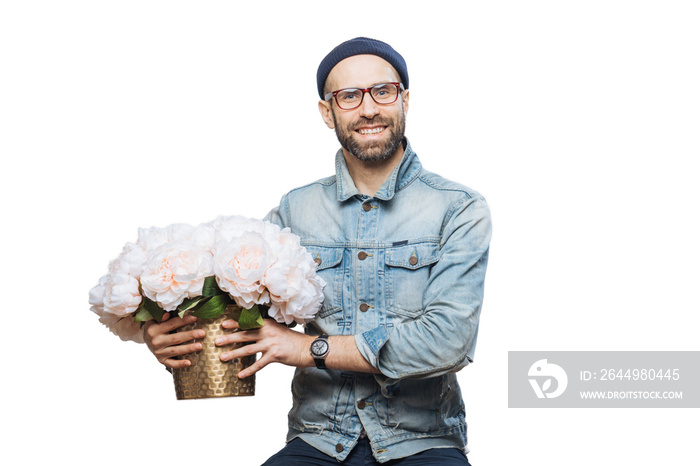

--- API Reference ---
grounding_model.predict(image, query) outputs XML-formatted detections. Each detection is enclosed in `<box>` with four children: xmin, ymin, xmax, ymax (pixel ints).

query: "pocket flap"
<box><xmin>385</xmin><ymin>242</ymin><xmax>440</xmax><ymax>270</ymax></box>
<box><xmin>305</xmin><ymin>246</ymin><xmax>343</xmax><ymax>270</ymax></box>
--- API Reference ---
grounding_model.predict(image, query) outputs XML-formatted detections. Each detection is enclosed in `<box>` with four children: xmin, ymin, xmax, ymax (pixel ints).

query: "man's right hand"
<box><xmin>143</xmin><ymin>313</ymin><xmax>205</xmax><ymax>369</ymax></box>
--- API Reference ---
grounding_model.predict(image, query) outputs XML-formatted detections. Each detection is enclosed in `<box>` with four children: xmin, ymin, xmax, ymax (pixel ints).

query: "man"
<box><xmin>145</xmin><ymin>37</ymin><xmax>491</xmax><ymax>465</ymax></box>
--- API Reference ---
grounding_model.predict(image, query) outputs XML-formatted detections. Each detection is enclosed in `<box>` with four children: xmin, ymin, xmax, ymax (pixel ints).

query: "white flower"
<box><xmin>264</xmin><ymin>241</ymin><xmax>326</xmax><ymax>325</ymax></box>
<box><xmin>266</xmin><ymin>279</ymin><xmax>325</xmax><ymax>325</ymax></box>
<box><xmin>90</xmin><ymin>216</ymin><xmax>326</xmax><ymax>345</ymax></box>
<box><xmin>136</xmin><ymin>225</ymin><xmax>170</xmax><ymax>251</ymax></box>
<box><xmin>167</xmin><ymin>223</ymin><xmax>197</xmax><ymax>242</ymax></box>
<box><xmin>136</xmin><ymin>223</ymin><xmax>201</xmax><ymax>251</ymax></box>
<box><xmin>108</xmin><ymin>242</ymin><xmax>148</xmax><ymax>278</ymax></box>
<box><xmin>94</xmin><ymin>272</ymin><xmax>143</xmax><ymax>317</ymax></box>
<box><xmin>89</xmin><ymin>273</ymin><xmax>144</xmax><ymax>342</ymax></box>
<box><xmin>213</xmin><ymin>231</ymin><xmax>274</xmax><ymax>308</ymax></box>
<box><xmin>192</xmin><ymin>223</ymin><xmax>216</xmax><ymax>251</ymax></box>
<box><xmin>90</xmin><ymin>303</ymin><xmax>145</xmax><ymax>343</ymax></box>
<box><xmin>139</xmin><ymin>240</ymin><xmax>213</xmax><ymax>311</ymax></box>
<box><xmin>211</xmin><ymin>218</ymin><xmax>326</xmax><ymax>322</ymax></box>
<box><xmin>208</xmin><ymin>215</ymin><xmax>283</xmax><ymax>244</ymax></box>
<box><xmin>88</xmin><ymin>276</ymin><xmax>108</xmax><ymax>313</ymax></box>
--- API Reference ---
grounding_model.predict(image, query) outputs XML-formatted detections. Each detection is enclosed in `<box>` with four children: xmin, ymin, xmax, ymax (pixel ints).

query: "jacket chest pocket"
<box><xmin>305</xmin><ymin>246</ymin><xmax>344</xmax><ymax>318</ymax></box>
<box><xmin>384</xmin><ymin>242</ymin><xmax>440</xmax><ymax>317</ymax></box>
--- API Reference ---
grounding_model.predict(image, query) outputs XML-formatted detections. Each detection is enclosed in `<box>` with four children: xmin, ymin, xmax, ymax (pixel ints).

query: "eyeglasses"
<box><xmin>325</xmin><ymin>82</ymin><xmax>405</xmax><ymax>110</ymax></box>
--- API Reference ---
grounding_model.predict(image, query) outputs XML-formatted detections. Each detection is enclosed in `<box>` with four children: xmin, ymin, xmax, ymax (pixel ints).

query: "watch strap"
<box><xmin>314</xmin><ymin>356</ymin><xmax>327</xmax><ymax>369</ymax></box>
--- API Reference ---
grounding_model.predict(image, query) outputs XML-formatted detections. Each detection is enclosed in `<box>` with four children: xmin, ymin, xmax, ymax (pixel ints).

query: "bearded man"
<box><xmin>144</xmin><ymin>37</ymin><xmax>491</xmax><ymax>465</ymax></box>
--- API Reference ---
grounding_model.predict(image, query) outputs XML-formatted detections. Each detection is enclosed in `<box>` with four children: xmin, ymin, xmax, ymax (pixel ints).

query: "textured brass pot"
<box><xmin>172</xmin><ymin>306</ymin><xmax>256</xmax><ymax>400</ymax></box>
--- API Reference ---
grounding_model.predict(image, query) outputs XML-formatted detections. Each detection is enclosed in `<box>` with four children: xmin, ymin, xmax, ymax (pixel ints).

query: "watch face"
<box><xmin>311</xmin><ymin>339</ymin><xmax>329</xmax><ymax>357</ymax></box>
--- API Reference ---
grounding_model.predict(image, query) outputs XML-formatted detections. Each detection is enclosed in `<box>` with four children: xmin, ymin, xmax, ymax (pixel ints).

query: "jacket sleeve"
<box><xmin>264</xmin><ymin>194</ymin><xmax>290</xmax><ymax>229</ymax></box>
<box><xmin>354</xmin><ymin>194</ymin><xmax>491</xmax><ymax>385</ymax></box>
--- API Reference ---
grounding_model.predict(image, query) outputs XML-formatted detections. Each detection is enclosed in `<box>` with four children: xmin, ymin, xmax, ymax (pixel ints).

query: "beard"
<box><xmin>331</xmin><ymin>108</ymin><xmax>406</xmax><ymax>163</ymax></box>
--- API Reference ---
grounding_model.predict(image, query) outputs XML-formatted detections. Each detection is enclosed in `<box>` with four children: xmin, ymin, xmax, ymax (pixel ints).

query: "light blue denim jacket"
<box><xmin>265</xmin><ymin>139</ymin><xmax>491</xmax><ymax>463</ymax></box>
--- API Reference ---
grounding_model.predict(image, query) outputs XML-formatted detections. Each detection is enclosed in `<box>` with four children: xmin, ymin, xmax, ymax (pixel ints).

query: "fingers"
<box><xmin>220</xmin><ymin>341</ymin><xmax>260</xmax><ymax>362</ymax></box>
<box><xmin>144</xmin><ymin>315</ymin><xmax>197</xmax><ymax>343</ymax></box>
<box><xmin>164</xmin><ymin>359</ymin><xmax>192</xmax><ymax>370</ymax></box>
<box><xmin>214</xmin><ymin>328</ymin><xmax>259</xmax><ymax>347</ymax></box>
<box><xmin>218</xmin><ymin>341</ymin><xmax>263</xmax><ymax>378</ymax></box>
<box><xmin>216</xmin><ymin>320</ymin><xmax>301</xmax><ymax>376</ymax></box>
<box><xmin>142</xmin><ymin>313</ymin><xmax>167</xmax><ymax>337</ymax></box>
<box><xmin>161</xmin><ymin>314</ymin><xmax>199</xmax><ymax>334</ymax></box>
<box><xmin>144</xmin><ymin>314</ymin><xmax>205</xmax><ymax>368</ymax></box>
<box><xmin>237</xmin><ymin>355</ymin><xmax>271</xmax><ymax>379</ymax></box>
<box><xmin>221</xmin><ymin>319</ymin><xmax>240</xmax><ymax>330</ymax></box>
<box><xmin>157</xmin><ymin>341</ymin><xmax>203</xmax><ymax>369</ymax></box>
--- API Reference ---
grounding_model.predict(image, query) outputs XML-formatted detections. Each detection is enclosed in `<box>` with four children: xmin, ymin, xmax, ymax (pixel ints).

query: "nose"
<box><xmin>358</xmin><ymin>90</ymin><xmax>380</xmax><ymax>119</ymax></box>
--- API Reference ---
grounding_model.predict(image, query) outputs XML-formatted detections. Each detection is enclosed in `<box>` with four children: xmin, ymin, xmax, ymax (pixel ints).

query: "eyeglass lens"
<box><xmin>336</xmin><ymin>83</ymin><xmax>399</xmax><ymax>109</ymax></box>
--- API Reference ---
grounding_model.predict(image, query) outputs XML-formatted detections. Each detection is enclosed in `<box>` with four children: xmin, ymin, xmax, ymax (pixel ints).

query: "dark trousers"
<box><xmin>262</xmin><ymin>437</ymin><xmax>472</xmax><ymax>465</ymax></box>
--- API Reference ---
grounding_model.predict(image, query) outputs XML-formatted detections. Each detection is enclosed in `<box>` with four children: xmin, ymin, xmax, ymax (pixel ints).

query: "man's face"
<box><xmin>320</xmin><ymin>55</ymin><xmax>409</xmax><ymax>163</ymax></box>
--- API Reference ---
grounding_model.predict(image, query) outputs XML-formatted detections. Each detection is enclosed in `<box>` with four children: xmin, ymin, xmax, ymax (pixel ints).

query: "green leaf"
<box><xmin>142</xmin><ymin>296</ymin><xmax>164</xmax><ymax>322</ymax></box>
<box><xmin>227</xmin><ymin>306</ymin><xmax>242</xmax><ymax>322</ymax></box>
<box><xmin>238</xmin><ymin>305</ymin><xmax>264</xmax><ymax>330</ymax></box>
<box><xmin>133</xmin><ymin>303</ymin><xmax>153</xmax><ymax>322</ymax></box>
<box><xmin>178</xmin><ymin>296</ymin><xmax>205</xmax><ymax>312</ymax></box>
<box><xmin>202</xmin><ymin>276</ymin><xmax>224</xmax><ymax>297</ymax></box>
<box><xmin>192</xmin><ymin>294</ymin><xmax>229</xmax><ymax>319</ymax></box>
<box><xmin>178</xmin><ymin>295</ymin><xmax>210</xmax><ymax>318</ymax></box>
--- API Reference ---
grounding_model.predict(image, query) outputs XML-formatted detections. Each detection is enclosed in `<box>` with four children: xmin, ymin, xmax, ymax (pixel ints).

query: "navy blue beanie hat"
<box><xmin>316</xmin><ymin>37</ymin><xmax>409</xmax><ymax>99</ymax></box>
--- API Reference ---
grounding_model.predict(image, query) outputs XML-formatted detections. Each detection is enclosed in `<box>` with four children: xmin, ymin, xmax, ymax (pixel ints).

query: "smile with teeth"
<box><xmin>357</xmin><ymin>126</ymin><xmax>386</xmax><ymax>135</ymax></box>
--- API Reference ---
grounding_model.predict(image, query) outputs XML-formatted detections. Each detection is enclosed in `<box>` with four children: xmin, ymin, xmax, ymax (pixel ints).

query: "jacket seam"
<box><xmin>300</xmin><ymin>238</ymin><xmax>441</xmax><ymax>248</ymax></box>
<box><xmin>394</xmin><ymin>165</ymin><xmax>422</xmax><ymax>193</ymax></box>
<box><xmin>439</xmin><ymin>196</ymin><xmax>478</xmax><ymax>245</ymax></box>
<box><xmin>287</xmin><ymin>176</ymin><xmax>337</xmax><ymax>196</ymax></box>
<box><xmin>417</xmin><ymin>173</ymin><xmax>476</xmax><ymax>197</ymax></box>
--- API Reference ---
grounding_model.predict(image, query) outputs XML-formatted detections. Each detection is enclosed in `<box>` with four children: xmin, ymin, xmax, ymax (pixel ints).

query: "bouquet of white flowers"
<box><xmin>89</xmin><ymin>216</ymin><xmax>325</xmax><ymax>343</ymax></box>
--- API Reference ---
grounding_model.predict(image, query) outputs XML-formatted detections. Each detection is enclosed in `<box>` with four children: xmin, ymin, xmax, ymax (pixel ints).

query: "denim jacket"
<box><xmin>265</xmin><ymin>139</ymin><xmax>491</xmax><ymax>463</ymax></box>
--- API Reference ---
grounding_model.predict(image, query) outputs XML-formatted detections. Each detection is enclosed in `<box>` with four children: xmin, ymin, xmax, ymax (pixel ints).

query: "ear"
<box><xmin>318</xmin><ymin>99</ymin><xmax>335</xmax><ymax>129</ymax></box>
<box><xmin>401</xmin><ymin>89</ymin><xmax>410</xmax><ymax>115</ymax></box>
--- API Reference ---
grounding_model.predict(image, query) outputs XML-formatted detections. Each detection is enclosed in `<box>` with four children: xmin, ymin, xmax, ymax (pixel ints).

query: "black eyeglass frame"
<box><xmin>324</xmin><ymin>82</ymin><xmax>405</xmax><ymax>110</ymax></box>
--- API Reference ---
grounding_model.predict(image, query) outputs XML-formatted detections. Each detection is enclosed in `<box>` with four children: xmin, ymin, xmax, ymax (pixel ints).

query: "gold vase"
<box><xmin>172</xmin><ymin>305</ymin><xmax>256</xmax><ymax>400</ymax></box>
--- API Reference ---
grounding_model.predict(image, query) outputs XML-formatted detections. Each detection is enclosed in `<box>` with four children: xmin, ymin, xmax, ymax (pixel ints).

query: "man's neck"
<box><xmin>342</xmin><ymin>146</ymin><xmax>405</xmax><ymax>197</ymax></box>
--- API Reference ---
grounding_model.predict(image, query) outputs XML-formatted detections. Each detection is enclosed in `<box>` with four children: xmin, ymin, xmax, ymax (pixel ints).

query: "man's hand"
<box><xmin>215</xmin><ymin>319</ymin><xmax>314</xmax><ymax>378</ymax></box>
<box><xmin>143</xmin><ymin>313</ymin><xmax>205</xmax><ymax>369</ymax></box>
<box><xmin>215</xmin><ymin>319</ymin><xmax>380</xmax><ymax>377</ymax></box>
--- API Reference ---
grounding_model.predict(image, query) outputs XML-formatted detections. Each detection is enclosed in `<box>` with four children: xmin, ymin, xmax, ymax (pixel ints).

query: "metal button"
<box><xmin>359</xmin><ymin>303</ymin><xmax>370</xmax><ymax>312</ymax></box>
<box><xmin>409</xmin><ymin>255</ymin><xmax>418</xmax><ymax>266</ymax></box>
<box><xmin>358</xmin><ymin>251</ymin><xmax>368</xmax><ymax>260</ymax></box>
<box><xmin>314</xmin><ymin>257</ymin><xmax>322</xmax><ymax>266</ymax></box>
<box><xmin>357</xmin><ymin>400</ymin><xmax>366</xmax><ymax>409</ymax></box>
<box><xmin>336</xmin><ymin>443</ymin><xmax>344</xmax><ymax>453</ymax></box>
<box><xmin>362</xmin><ymin>203</ymin><xmax>372</xmax><ymax>212</ymax></box>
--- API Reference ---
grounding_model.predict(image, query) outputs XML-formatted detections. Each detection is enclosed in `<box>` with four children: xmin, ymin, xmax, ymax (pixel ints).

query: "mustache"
<box><xmin>350</xmin><ymin>117</ymin><xmax>392</xmax><ymax>130</ymax></box>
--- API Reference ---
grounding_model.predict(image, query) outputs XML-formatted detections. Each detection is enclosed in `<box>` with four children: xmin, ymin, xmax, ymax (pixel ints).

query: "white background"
<box><xmin>2</xmin><ymin>1</ymin><xmax>698</xmax><ymax>465</ymax></box>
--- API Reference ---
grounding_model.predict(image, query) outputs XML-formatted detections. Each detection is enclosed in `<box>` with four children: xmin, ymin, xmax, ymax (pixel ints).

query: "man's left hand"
<box><xmin>215</xmin><ymin>319</ymin><xmax>314</xmax><ymax>378</ymax></box>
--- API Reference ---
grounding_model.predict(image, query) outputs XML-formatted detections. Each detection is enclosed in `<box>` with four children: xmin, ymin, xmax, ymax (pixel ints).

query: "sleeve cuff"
<box><xmin>354</xmin><ymin>325</ymin><xmax>390</xmax><ymax>369</ymax></box>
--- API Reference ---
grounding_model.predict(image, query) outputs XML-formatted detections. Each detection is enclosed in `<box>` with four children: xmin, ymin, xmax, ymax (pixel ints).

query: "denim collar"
<box><xmin>335</xmin><ymin>138</ymin><xmax>422</xmax><ymax>202</ymax></box>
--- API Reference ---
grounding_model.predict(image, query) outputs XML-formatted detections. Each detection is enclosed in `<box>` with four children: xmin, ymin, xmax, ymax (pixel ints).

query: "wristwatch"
<box><xmin>310</xmin><ymin>334</ymin><xmax>330</xmax><ymax>369</ymax></box>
